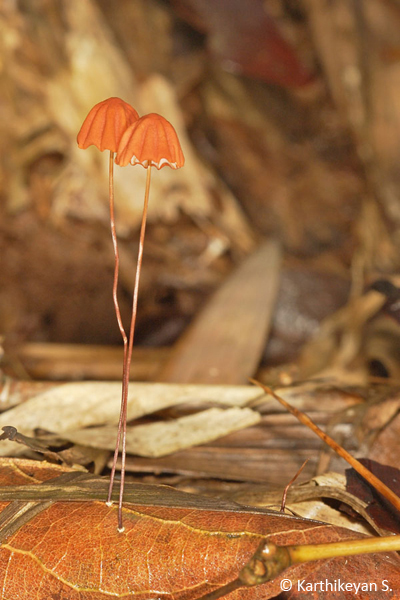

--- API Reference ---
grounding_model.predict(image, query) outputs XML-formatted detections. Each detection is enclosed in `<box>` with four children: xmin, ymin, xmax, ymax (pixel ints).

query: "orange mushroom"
<box><xmin>77</xmin><ymin>99</ymin><xmax>138</xmax><ymax>356</ymax></box>
<box><xmin>77</xmin><ymin>98</ymin><xmax>139</xmax><ymax>526</ymax></box>
<box><xmin>105</xmin><ymin>113</ymin><xmax>184</xmax><ymax>529</ymax></box>
<box><xmin>116</xmin><ymin>112</ymin><xmax>185</xmax><ymax>169</ymax></box>
<box><xmin>77</xmin><ymin>97</ymin><xmax>138</xmax><ymax>153</ymax></box>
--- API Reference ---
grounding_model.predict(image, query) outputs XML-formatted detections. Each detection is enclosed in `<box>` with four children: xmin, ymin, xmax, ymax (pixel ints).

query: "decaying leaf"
<box><xmin>345</xmin><ymin>458</ymin><xmax>400</xmax><ymax>534</ymax></box>
<box><xmin>158</xmin><ymin>240</ymin><xmax>281</xmax><ymax>385</ymax></box>
<box><xmin>59</xmin><ymin>407</ymin><xmax>261</xmax><ymax>458</ymax></box>
<box><xmin>0</xmin><ymin>426</ymin><xmax>107</xmax><ymax>472</ymax></box>
<box><xmin>0</xmin><ymin>458</ymin><xmax>399</xmax><ymax>599</ymax></box>
<box><xmin>231</xmin><ymin>472</ymin><xmax>382</xmax><ymax>536</ymax></box>
<box><xmin>0</xmin><ymin>426</ymin><xmax>61</xmax><ymax>459</ymax></box>
<box><xmin>0</xmin><ymin>382</ymin><xmax>262</xmax><ymax>457</ymax></box>
<box><xmin>0</xmin><ymin>378</ymin><xmax>365</xmax><ymax>490</ymax></box>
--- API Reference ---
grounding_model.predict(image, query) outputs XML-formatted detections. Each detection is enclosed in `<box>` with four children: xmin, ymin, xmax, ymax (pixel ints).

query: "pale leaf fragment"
<box><xmin>61</xmin><ymin>407</ymin><xmax>261</xmax><ymax>457</ymax></box>
<box><xmin>0</xmin><ymin>382</ymin><xmax>261</xmax><ymax>456</ymax></box>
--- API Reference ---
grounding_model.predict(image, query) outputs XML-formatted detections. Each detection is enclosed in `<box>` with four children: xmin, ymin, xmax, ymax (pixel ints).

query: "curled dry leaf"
<box><xmin>345</xmin><ymin>458</ymin><xmax>400</xmax><ymax>534</ymax></box>
<box><xmin>0</xmin><ymin>458</ymin><xmax>399</xmax><ymax>599</ymax></box>
<box><xmin>231</xmin><ymin>472</ymin><xmax>382</xmax><ymax>536</ymax></box>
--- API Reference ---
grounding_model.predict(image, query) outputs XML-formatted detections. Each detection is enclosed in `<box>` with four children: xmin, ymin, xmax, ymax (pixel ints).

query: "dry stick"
<box><xmin>250</xmin><ymin>378</ymin><xmax>400</xmax><ymax>515</ymax></box>
<box><xmin>279</xmin><ymin>535</ymin><xmax>400</xmax><ymax>564</ymax></box>
<box><xmin>196</xmin><ymin>535</ymin><xmax>400</xmax><ymax>600</ymax></box>
<box><xmin>116</xmin><ymin>165</ymin><xmax>152</xmax><ymax>531</ymax></box>
<box><xmin>107</xmin><ymin>151</ymin><xmax>129</xmax><ymax>507</ymax></box>
<box><xmin>239</xmin><ymin>535</ymin><xmax>400</xmax><ymax>587</ymax></box>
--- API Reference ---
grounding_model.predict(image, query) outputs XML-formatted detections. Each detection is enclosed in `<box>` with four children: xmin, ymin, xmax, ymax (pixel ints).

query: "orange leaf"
<box><xmin>0</xmin><ymin>458</ymin><xmax>399</xmax><ymax>599</ymax></box>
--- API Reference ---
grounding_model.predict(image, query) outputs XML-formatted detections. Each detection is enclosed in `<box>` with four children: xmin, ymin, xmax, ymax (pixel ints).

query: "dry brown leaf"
<box><xmin>0</xmin><ymin>458</ymin><xmax>399</xmax><ymax>599</ymax></box>
<box><xmin>60</xmin><ymin>407</ymin><xmax>261</xmax><ymax>457</ymax></box>
<box><xmin>0</xmin><ymin>382</ymin><xmax>262</xmax><ymax>456</ymax></box>
<box><xmin>159</xmin><ymin>240</ymin><xmax>281</xmax><ymax>384</ymax></box>
<box><xmin>231</xmin><ymin>472</ymin><xmax>374</xmax><ymax>534</ymax></box>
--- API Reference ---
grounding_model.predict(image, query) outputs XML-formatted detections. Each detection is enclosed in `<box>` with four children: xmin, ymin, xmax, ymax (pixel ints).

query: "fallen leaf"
<box><xmin>345</xmin><ymin>458</ymin><xmax>400</xmax><ymax>534</ymax></box>
<box><xmin>0</xmin><ymin>382</ymin><xmax>262</xmax><ymax>456</ymax></box>
<box><xmin>231</xmin><ymin>472</ymin><xmax>380</xmax><ymax>535</ymax></box>
<box><xmin>0</xmin><ymin>426</ymin><xmax>62</xmax><ymax>462</ymax></box>
<box><xmin>296</xmin><ymin>289</ymin><xmax>385</xmax><ymax>383</ymax></box>
<box><xmin>0</xmin><ymin>458</ymin><xmax>399</xmax><ymax>599</ymax></box>
<box><xmin>158</xmin><ymin>240</ymin><xmax>281</xmax><ymax>385</ymax></box>
<box><xmin>60</xmin><ymin>407</ymin><xmax>261</xmax><ymax>457</ymax></box>
<box><xmin>251</xmin><ymin>379</ymin><xmax>400</xmax><ymax>518</ymax></box>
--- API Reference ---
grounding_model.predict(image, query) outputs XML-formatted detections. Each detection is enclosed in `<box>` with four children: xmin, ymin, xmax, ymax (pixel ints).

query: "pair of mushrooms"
<box><xmin>77</xmin><ymin>98</ymin><xmax>184</xmax><ymax>530</ymax></box>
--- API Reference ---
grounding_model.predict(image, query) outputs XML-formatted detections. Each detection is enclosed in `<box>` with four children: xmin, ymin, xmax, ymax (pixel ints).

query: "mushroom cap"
<box><xmin>115</xmin><ymin>113</ymin><xmax>185</xmax><ymax>169</ymax></box>
<box><xmin>77</xmin><ymin>97</ymin><xmax>139</xmax><ymax>153</ymax></box>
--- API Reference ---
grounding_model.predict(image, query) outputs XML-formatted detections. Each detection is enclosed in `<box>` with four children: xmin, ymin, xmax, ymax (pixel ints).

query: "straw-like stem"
<box><xmin>239</xmin><ymin>535</ymin><xmax>400</xmax><ymax>586</ymax></box>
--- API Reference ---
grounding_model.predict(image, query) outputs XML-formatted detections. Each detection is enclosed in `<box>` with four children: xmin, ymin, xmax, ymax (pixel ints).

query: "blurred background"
<box><xmin>2</xmin><ymin>0</ymin><xmax>400</xmax><ymax>384</ymax></box>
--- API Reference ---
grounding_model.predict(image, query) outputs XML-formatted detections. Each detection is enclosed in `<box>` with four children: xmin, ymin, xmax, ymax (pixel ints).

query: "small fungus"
<box><xmin>77</xmin><ymin>97</ymin><xmax>139</xmax><ymax>529</ymax></box>
<box><xmin>77</xmin><ymin>99</ymin><xmax>138</xmax><ymax>375</ymax></box>
<box><xmin>78</xmin><ymin>105</ymin><xmax>185</xmax><ymax>530</ymax></box>
<box><xmin>108</xmin><ymin>113</ymin><xmax>184</xmax><ymax>528</ymax></box>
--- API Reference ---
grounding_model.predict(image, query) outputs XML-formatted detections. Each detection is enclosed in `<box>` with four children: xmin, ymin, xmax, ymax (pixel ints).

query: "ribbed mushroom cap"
<box><xmin>77</xmin><ymin>97</ymin><xmax>139</xmax><ymax>153</ymax></box>
<box><xmin>115</xmin><ymin>113</ymin><xmax>185</xmax><ymax>169</ymax></box>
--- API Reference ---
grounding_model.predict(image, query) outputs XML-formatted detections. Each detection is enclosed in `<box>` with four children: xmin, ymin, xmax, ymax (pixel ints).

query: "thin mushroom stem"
<box><xmin>106</xmin><ymin>151</ymin><xmax>129</xmax><ymax>507</ymax></box>
<box><xmin>108</xmin><ymin>151</ymin><xmax>128</xmax><ymax>349</ymax></box>
<box><xmin>116</xmin><ymin>165</ymin><xmax>152</xmax><ymax>531</ymax></box>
